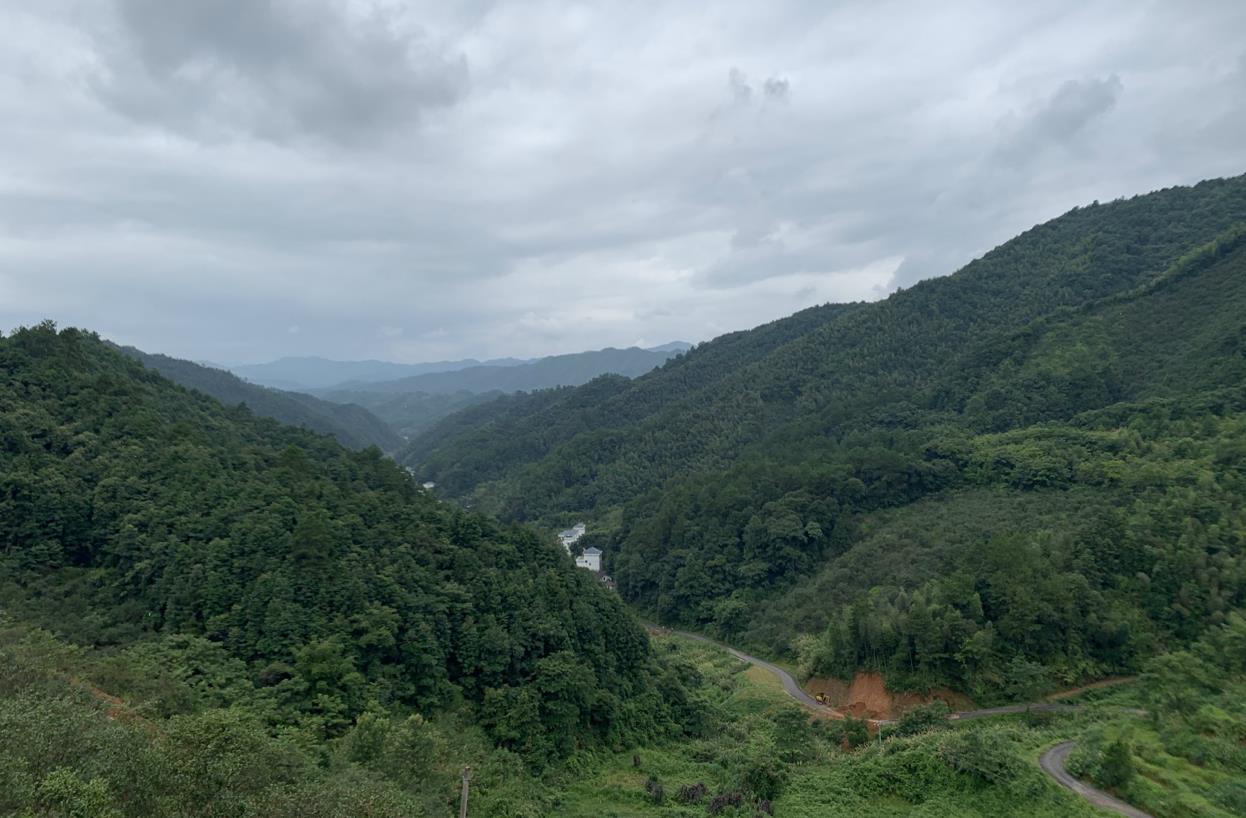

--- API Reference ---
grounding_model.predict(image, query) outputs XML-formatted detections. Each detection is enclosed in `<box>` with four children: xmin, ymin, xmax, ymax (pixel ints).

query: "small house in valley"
<box><xmin>575</xmin><ymin>547</ymin><xmax>602</xmax><ymax>572</ymax></box>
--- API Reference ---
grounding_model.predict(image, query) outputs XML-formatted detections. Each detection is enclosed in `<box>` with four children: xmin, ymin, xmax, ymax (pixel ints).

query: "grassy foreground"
<box><xmin>4</xmin><ymin>620</ymin><xmax>1238</xmax><ymax>817</ymax></box>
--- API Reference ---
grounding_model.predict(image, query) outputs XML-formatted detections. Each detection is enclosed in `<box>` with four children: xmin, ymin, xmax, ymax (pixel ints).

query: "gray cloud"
<box><xmin>762</xmin><ymin>77</ymin><xmax>790</xmax><ymax>102</ymax></box>
<box><xmin>997</xmin><ymin>74</ymin><xmax>1123</xmax><ymax>163</ymax></box>
<box><xmin>726</xmin><ymin>68</ymin><xmax>791</xmax><ymax>107</ymax></box>
<box><xmin>1</xmin><ymin>1</ymin><xmax>1245</xmax><ymax>364</ymax></box>
<box><xmin>1037</xmin><ymin>74</ymin><xmax>1123</xmax><ymax>137</ymax></box>
<box><xmin>728</xmin><ymin>67</ymin><xmax>753</xmax><ymax>104</ymax></box>
<box><xmin>91</xmin><ymin>0</ymin><xmax>468</xmax><ymax>145</ymax></box>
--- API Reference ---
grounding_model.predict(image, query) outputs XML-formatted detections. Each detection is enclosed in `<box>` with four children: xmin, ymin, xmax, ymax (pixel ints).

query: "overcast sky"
<box><xmin>2</xmin><ymin>1</ymin><xmax>1244</xmax><ymax>364</ymax></box>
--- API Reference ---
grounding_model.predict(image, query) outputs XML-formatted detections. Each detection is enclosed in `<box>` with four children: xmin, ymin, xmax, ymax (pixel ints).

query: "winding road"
<box><xmin>659</xmin><ymin>628</ymin><xmax>1152</xmax><ymax>816</ymax></box>
<box><xmin>1040</xmin><ymin>742</ymin><xmax>1154</xmax><ymax>818</ymax></box>
<box><xmin>663</xmin><ymin>629</ymin><xmax>830</xmax><ymax>712</ymax></box>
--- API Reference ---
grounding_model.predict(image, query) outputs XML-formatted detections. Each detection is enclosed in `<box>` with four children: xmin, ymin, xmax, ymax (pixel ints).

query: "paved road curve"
<box><xmin>1040</xmin><ymin>742</ymin><xmax>1153</xmax><ymax>818</ymax></box>
<box><xmin>663</xmin><ymin>629</ymin><xmax>829</xmax><ymax>711</ymax></box>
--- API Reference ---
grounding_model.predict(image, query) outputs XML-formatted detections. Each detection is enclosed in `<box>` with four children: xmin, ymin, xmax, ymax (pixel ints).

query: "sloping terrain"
<box><xmin>398</xmin><ymin>301</ymin><xmax>859</xmax><ymax>493</ymax></box>
<box><xmin>618</xmin><ymin>230</ymin><xmax>1246</xmax><ymax>696</ymax></box>
<box><xmin>0</xmin><ymin>324</ymin><xmax>692</xmax><ymax>767</ymax></box>
<box><xmin>118</xmin><ymin>346</ymin><xmax>402</xmax><ymax>452</ymax></box>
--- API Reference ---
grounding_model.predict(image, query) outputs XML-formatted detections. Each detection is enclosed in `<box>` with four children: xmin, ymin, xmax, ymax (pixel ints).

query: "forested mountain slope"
<box><xmin>0</xmin><ymin>324</ymin><xmax>695</xmax><ymax>771</ymax></box>
<box><xmin>616</xmin><ymin>217</ymin><xmax>1246</xmax><ymax>694</ymax></box>
<box><xmin>398</xmin><ymin>301</ymin><xmax>861</xmax><ymax>490</ymax></box>
<box><xmin>405</xmin><ymin>175</ymin><xmax>1246</xmax><ymax>520</ymax></box>
<box><xmin>320</xmin><ymin>388</ymin><xmax>505</xmax><ymax>441</ymax></box>
<box><xmin>118</xmin><ymin>346</ymin><xmax>403</xmax><ymax>452</ymax></box>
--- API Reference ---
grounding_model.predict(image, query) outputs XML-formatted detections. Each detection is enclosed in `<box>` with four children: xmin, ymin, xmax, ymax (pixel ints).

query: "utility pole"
<box><xmin>458</xmin><ymin>765</ymin><xmax>472</xmax><ymax>818</ymax></box>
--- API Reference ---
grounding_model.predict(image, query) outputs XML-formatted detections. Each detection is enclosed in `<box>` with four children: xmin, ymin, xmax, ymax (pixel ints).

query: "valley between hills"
<box><xmin>4</xmin><ymin>175</ymin><xmax>1246</xmax><ymax>816</ymax></box>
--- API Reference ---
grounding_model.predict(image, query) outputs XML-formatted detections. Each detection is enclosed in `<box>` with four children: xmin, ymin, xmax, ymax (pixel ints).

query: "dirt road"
<box><xmin>1040</xmin><ymin>742</ymin><xmax>1153</xmax><ymax>818</ymax></box>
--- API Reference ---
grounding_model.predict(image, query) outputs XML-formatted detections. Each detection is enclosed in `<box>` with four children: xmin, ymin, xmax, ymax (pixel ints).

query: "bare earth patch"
<box><xmin>804</xmin><ymin>672</ymin><xmax>975</xmax><ymax>720</ymax></box>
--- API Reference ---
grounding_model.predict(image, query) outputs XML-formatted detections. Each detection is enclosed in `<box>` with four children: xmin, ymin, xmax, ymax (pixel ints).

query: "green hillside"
<box><xmin>620</xmin><ymin>225</ymin><xmax>1246</xmax><ymax>690</ymax></box>
<box><xmin>118</xmin><ymin>346</ymin><xmax>403</xmax><ymax>452</ymax></box>
<box><xmin>229</xmin><ymin>354</ymin><xmax>526</xmax><ymax>391</ymax></box>
<box><xmin>318</xmin><ymin>387</ymin><xmax>502</xmax><ymax>440</ymax></box>
<box><xmin>397</xmin><ymin>301</ymin><xmax>858</xmax><ymax>492</ymax></box>
<box><xmin>401</xmin><ymin>175</ymin><xmax>1246</xmax><ymax>693</ymax></box>
<box><xmin>0</xmin><ymin>324</ymin><xmax>700</xmax><ymax>809</ymax></box>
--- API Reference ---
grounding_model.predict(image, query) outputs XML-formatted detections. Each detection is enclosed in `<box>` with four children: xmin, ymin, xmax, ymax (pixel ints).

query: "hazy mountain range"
<box><xmin>311</xmin><ymin>343</ymin><xmax>692</xmax><ymax>438</ymax></box>
<box><xmin>117</xmin><ymin>341</ymin><xmax>694</xmax><ymax>447</ymax></box>
<box><xmin>228</xmin><ymin>354</ymin><xmax>529</xmax><ymax>391</ymax></box>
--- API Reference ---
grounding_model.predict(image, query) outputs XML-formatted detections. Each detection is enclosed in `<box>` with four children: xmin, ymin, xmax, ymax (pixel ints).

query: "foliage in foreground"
<box><xmin>0</xmin><ymin>622</ymin><xmax>554</xmax><ymax>817</ymax></box>
<box><xmin>550</xmin><ymin>635</ymin><xmax>1111</xmax><ymax>818</ymax></box>
<box><xmin>1069</xmin><ymin>613</ymin><xmax>1246</xmax><ymax>818</ymax></box>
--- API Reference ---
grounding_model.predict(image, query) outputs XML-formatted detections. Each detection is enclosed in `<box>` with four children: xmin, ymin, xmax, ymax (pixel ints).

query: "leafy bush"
<box><xmin>937</xmin><ymin>730</ymin><xmax>1021</xmax><ymax>784</ymax></box>
<box><xmin>885</xmin><ymin>701</ymin><xmax>950</xmax><ymax>738</ymax></box>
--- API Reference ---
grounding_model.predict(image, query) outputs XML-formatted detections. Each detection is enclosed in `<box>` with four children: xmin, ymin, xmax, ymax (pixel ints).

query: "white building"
<box><xmin>575</xmin><ymin>546</ymin><xmax>602</xmax><ymax>572</ymax></box>
<box><xmin>558</xmin><ymin>522</ymin><xmax>587</xmax><ymax>553</ymax></box>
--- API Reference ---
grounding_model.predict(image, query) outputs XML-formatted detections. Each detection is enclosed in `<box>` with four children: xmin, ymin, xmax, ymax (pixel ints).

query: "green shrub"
<box><xmin>937</xmin><ymin>730</ymin><xmax>1021</xmax><ymax>784</ymax></box>
<box><xmin>887</xmin><ymin>701</ymin><xmax>950</xmax><ymax>738</ymax></box>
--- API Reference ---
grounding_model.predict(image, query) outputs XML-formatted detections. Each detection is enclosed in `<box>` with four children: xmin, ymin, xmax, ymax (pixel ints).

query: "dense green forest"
<box><xmin>0</xmin><ymin>324</ymin><xmax>704</xmax><ymax>814</ymax></box>
<box><xmin>397</xmin><ymin>302</ymin><xmax>857</xmax><ymax>493</ymax></box>
<box><xmin>118</xmin><ymin>346</ymin><xmax>402</xmax><ymax>452</ymax></box>
<box><xmin>10</xmin><ymin>616</ymin><xmax>1238</xmax><ymax>817</ymax></box>
<box><xmin>403</xmin><ymin>175</ymin><xmax>1246</xmax><ymax>697</ymax></box>
<box><xmin>318</xmin><ymin>388</ymin><xmax>503</xmax><ymax>440</ymax></box>
<box><xmin>623</xmin><ymin>229</ymin><xmax>1246</xmax><ymax>693</ymax></box>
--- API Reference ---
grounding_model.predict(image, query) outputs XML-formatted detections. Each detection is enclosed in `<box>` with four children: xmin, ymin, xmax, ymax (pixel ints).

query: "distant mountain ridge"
<box><xmin>330</xmin><ymin>344</ymin><xmax>691</xmax><ymax>395</ymax></box>
<box><xmin>229</xmin><ymin>354</ymin><xmax>529</xmax><ymax>390</ymax></box>
<box><xmin>316</xmin><ymin>342</ymin><xmax>692</xmax><ymax>438</ymax></box>
<box><xmin>231</xmin><ymin>343</ymin><xmax>691</xmax><ymax>393</ymax></box>
<box><xmin>116</xmin><ymin>346</ymin><xmax>403</xmax><ymax>452</ymax></box>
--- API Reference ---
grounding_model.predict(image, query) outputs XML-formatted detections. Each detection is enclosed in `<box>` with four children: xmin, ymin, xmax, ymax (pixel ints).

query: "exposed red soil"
<box><xmin>74</xmin><ymin>677</ymin><xmax>156</xmax><ymax>732</ymax></box>
<box><xmin>804</xmin><ymin>671</ymin><xmax>975</xmax><ymax>721</ymax></box>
